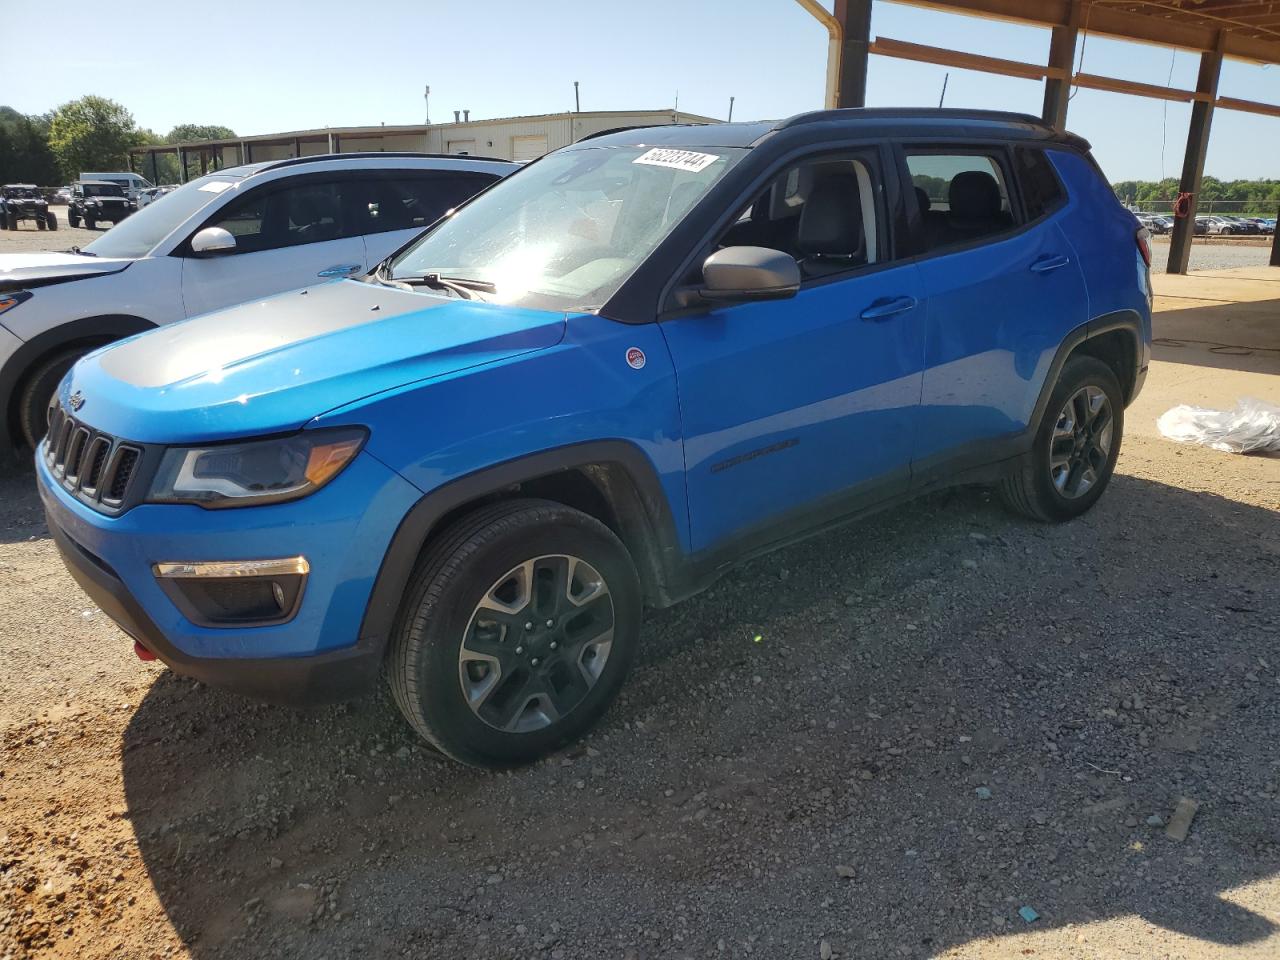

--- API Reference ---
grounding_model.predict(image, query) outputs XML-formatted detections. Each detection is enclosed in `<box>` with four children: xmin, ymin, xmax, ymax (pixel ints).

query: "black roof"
<box><xmin>574</xmin><ymin>108</ymin><xmax>1089</xmax><ymax>152</ymax></box>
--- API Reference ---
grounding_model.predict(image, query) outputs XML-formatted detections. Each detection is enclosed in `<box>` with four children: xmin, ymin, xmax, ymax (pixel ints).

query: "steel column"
<box><xmin>1167</xmin><ymin>39</ymin><xmax>1224</xmax><ymax>275</ymax></box>
<box><xmin>1271</xmin><ymin>205</ymin><xmax>1280</xmax><ymax>268</ymax></box>
<box><xmin>834</xmin><ymin>0</ymin><xmax>874</xmax><ymax>107</ymax></box>
<box><xmin>1041</xmin><ymin>7</ymin><xmax>1080</xmax><ymax>128</ymax></box>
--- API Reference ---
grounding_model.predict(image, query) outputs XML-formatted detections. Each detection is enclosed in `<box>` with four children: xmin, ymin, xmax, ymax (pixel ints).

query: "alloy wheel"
<box><xmin>459</xmin><ymin>555</ymin><xmax>615</xmax><ymax>733</ymax></box>
<box><xmin>1049</xmin><ymin>385</ymin><xmax>1113</xmax><ymax>499</ymax></box>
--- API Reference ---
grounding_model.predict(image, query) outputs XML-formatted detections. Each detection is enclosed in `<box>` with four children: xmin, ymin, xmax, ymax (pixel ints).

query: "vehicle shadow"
<box><xmin>120</xmin><ymin>472</ymin><xmax>1280</xmax><ymax>958</ymax></box>
<box><xmin>0</xmin><ymin>457</ymin><xmax>49</xmax><ymax>546</ymax></box>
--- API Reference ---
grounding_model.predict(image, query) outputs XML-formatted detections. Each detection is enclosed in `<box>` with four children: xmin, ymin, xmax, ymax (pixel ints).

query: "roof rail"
<box><xmin>252</xmin><ymin>151</ymin><xmax>516</xmax><ymax>173</ymax></box>
<box><xmin>574</xmin><ymin>122</ymin><xmax>710</xmax><ymax>143</ymax></box>
<box><xmin>774</xmin><ymin>107</ymin><xmax>1050</xmax><ymax>130</ymax></box>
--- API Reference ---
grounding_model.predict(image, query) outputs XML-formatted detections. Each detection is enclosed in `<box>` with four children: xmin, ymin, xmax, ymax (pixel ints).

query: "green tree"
<box><xmin>48</xmin><ymin>96</ymin><xmax>138</xmax><ymax>179</ymax></box>
<box><xmin>166</xmin><ymin>123</ymin><xmax>236</xmax><ymax>144</ymax></box>
<box><xmin>0</xmin><ymin>106</ymin><xmax>60</xmax><ymax>184</ymax></box>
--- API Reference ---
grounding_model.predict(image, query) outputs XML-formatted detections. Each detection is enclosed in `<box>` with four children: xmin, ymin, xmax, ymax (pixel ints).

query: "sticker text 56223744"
<box><xmin>632</xmin><ymin>149</ymin><xmax>721</xmax><ymax>173</ymax></box>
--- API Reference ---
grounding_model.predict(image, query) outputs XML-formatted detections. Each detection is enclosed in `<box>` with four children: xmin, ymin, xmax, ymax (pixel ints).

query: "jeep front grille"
<box><xmin>45</xmin><ymin>398</ymin><xmax>147</xmax><ymax>513</ymax></box>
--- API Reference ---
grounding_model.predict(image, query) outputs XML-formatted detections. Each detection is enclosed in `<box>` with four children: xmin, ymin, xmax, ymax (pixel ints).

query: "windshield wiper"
<box><xmin>395</xmin><ymin>273</ymin><xmax>496</xmax><ymax>299</ymax></box>
<box><xmin>67</xmin><ymin>246</ymin><xmax>97</xmax><ymax>257</ymax></box>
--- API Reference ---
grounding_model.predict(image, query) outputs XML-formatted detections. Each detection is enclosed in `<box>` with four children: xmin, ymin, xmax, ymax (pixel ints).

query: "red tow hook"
<box><xmin>133</xmin><ymin>640</ymin><xmax>157</xmax><ymax>662</ymax></box>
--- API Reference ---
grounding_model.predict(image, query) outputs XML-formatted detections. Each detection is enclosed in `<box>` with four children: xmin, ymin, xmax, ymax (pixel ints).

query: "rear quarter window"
<box><xmin>1015</xmin><ymin>147</ymin><xmax>1067</xmax><ymax>221</ymax></box>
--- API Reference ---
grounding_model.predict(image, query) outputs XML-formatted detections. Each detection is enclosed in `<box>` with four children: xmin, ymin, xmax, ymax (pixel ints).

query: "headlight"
<box><xmin>148</xmin><ymin>427</ymin><xmax>366</xmax><ymax>508</ymax></box>
<box><xmin>0</xmin><ymin>291</ymin><xmax>31</xmax><ymax>317</ymax></box>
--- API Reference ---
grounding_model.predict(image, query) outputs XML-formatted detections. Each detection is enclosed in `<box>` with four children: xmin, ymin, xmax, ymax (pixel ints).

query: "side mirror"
<box><xmin>190</xmin><ymin>226</ymin><xmax>237</xmax><ymax>256</ymax></box>
<box><xmin>701</xmin><ymin>246</ymin><xmax>801</xmax><ymax>302</ymax></box>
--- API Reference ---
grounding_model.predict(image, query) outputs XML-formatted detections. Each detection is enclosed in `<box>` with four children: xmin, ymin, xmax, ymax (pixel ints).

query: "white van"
<box><xmin>78</xmin><ymin>172</ymin><xmax>154</xmax><ymax>203</ymax></box>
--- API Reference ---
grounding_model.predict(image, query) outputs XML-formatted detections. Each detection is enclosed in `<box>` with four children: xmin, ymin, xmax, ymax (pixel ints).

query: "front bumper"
<box><xmin>37</xmin><ymin>447</ymin><xmax>422</xmax><ymax>704</ymax></box>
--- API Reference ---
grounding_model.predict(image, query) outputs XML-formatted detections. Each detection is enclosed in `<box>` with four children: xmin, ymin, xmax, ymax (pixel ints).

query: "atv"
<box><xmin>0</xmin><ymin>184</ymin><xmax>57</xmax><ymax>231</ymax></box>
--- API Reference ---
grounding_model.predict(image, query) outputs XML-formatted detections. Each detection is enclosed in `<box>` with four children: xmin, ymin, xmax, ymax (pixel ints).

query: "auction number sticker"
<box><xmin>625</xmin><ymin>347</ymin><xmax>647</xmax><ymax>370</ymax></box>
<box><xmin>633</xmin><ymin>148</ymin><xmax>720</xmax><ymax>173</ymax></box>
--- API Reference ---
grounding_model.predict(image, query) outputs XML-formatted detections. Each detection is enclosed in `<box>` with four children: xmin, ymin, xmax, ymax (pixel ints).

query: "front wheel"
<box><xmin>5</xmin><ymin>212</ymin><xmax>16</xmax><ymax>230</ymax></box>
<box><xmin>68</xmin><ymin>211</ymin><xmax>80</xmax><ymax>228</ymax></box>
<box><xmin>388</xmin><ymin>499</ymin><xmax>641</xmax><ymax>768</ymax></box>
<box><xmin>1000</xmin><ymin>355</ymin><xmax>1123</xmax><ymax>523</ymax></box>
<box><xmin>44</xmin><ymin>211</ymin><xmax>57</xmax><ymax>231</ymax></box>
<box><xmin>84</xmin><ymin>217</ymin><xmax>96</xmax><ymax>230</ymax></box>
<box><xmin>18</xmin><ymin>347</ymin><xmax>89</xmax><ymax>448</ymax></box>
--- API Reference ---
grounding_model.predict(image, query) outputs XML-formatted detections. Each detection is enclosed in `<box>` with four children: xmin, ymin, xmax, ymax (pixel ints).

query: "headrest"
<box><xmin>914</xmin><ymin>186</ymin><xmax>932</xmax><ymax>212</ymax></box>
<box><xmin>797</xmin><ymin>173</ymin><xmax>864</xmax><ymax>258</ymax></box>
<box><xmin>948</xmin><ymin>170</ymin><xmax>1002</xmax><ymax>221</ymax></box>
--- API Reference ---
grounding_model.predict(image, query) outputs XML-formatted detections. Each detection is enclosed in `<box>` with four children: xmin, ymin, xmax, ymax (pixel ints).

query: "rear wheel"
<box><xmin>1000</xmin><ymin>355</ymin><xmax>1123</xmax><ymax>523</ymax></box>
<box><xmin>388</xmin><ymin>499</ymin><xmax>641</xmax><ymax>768</ymax></box>
<box><xmin>68</xmin><ymin>210</ymin><xmax>80</xmax><ymax>228</ymax></box>
<box><xmin>44</xmin><ymin>211</ymin><xmax>57</xmax><ymax>231</ymax></box>
<box><xmin>5</xmin><ymin>212</ymin><xmax>16</xmax><ymax>230</ymax></box>
<box><xmin>36</xmin><ymin>216</ymin><xmax>46</xmax><ymax>231</ymax></box>
<box><xmin>18</xmin><ymin>348</ymin><xmax>88</xmax><ymax>449</ymax></box>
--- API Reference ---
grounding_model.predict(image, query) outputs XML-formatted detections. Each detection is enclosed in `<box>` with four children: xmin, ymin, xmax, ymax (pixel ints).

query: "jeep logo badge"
<box><xmin>69</xmin><ymin>390</ymin><xmax>85</xmax><ymax>412</ymax></box>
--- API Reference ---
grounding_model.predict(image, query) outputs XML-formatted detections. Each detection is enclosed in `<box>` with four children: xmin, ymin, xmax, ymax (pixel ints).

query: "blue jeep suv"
<box><xmin>37</xmin><ymin>110</ymin><xmax>1151</xmax><ymax>767</ymax></box>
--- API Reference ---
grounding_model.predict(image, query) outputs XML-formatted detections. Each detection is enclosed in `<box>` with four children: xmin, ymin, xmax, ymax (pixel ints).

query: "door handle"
<box><xmin>1030</xmin><ymin>254</ymin><xmax>1071</xmax><ymax>275</ymax></box>
<box><xmin>860</xmin><ymin>295</ymin><xmax>918</xmax><ymax>322</ymax></box>
<box><xmin>318</xmin><ymin>263</ymin><xmax>362</xmax><ymax>278</ymax></box>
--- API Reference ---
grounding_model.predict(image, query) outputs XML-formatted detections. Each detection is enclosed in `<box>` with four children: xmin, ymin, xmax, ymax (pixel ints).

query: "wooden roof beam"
<box><xmin>869</xmin><ymin>35</ymin><xmax>1068</xmax><ymax>79</ymax></box>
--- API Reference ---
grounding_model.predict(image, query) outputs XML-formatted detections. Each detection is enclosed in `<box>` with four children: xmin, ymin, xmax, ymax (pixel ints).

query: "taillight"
<box><xmin>1136</xmin><ymin>227</ymin><xmax>1152</xmax><ymax>268</ymax></box>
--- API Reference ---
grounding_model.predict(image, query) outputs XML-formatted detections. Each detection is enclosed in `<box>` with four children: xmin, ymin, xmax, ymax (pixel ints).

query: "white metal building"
<box><xmin>130</xmin><ymin>109</ymin><xmax>721</xmax><ymax>180</ymax></box>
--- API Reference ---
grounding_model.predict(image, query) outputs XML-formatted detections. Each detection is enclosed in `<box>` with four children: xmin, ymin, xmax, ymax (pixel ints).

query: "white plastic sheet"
<box><xmin>1157</xmin><ymin>397</ymin><xmax>1280</xmax><ymax>454</ymax></box>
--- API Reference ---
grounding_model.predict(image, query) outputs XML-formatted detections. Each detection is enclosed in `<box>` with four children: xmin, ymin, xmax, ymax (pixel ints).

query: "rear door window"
<box><xmin>906</xmin><ymin>150</ymin><xmax>1017</xmax><ymax>253</ymax></box>
<box><xmin>358</xmin><ymin>173</ymin><xmax>498</xmax><ymax>235</ymax></box>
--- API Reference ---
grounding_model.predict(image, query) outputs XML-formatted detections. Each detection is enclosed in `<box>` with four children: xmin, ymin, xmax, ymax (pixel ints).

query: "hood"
<box><xmin>64</xmin><ymin>279</ymin><xmax>567</xmax><ymax>443</ymax></box>
<box><xmin>0</xmin><ymin>252</ymin><xmax>132</xmax><ymax>290</ymax></box>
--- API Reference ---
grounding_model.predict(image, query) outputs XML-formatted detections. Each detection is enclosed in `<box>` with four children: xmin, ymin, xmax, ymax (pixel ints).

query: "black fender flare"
<box><xmin>1029</xmin><ymin>310</ymin><xmax>1146</xmax><ymax>429</ymax></box>
<box><xmin>1</xmin><ymin>314</ymin><xmax>156</xmax><ymax>453</ymax></box>
<box><xmin>356</xmin><ymin>440</ymin><xmax>687</xmax><ymax>660</ymax></box>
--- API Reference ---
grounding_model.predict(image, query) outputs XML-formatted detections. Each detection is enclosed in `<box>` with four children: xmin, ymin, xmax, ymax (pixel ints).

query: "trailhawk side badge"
<box><xmin>625</xmin><ymin>347</ymin><xmax>646</xmax><ymax>370</ymax></box>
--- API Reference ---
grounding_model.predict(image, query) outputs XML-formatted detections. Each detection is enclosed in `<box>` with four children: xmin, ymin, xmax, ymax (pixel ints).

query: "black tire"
<box><xmin>1000</xmin><ymin>355</ymin><xmax>1123</xmax><ymax>523</ymax></box>
<box><xmin>18</xmin><ymin>348</ymin><xmax>88</xmax><ymax>449</ymax></box>
<box><xmin>85</xmin><ymin>217</ymin><xmax>96</xmax><ymax>230</ymax></box>
<box><xmin>5</xmin><ymin>212</ymin><xmax>16</xmax><ymax>230</ymax></box>
<box><xmin>44</xmin><ymin>211</ymin><xmax>57</xmax><ymax>231</ymax></box>
<box><xmin>36</xmin><ymin>216</ymin><xmax>46</xmax><ymax>231</ymax></box>
<box><xmin>388</xmin><ymin>499</ymin><xmax>641</xmax><ymax>768</ymax></box>
<box><xmin>68</xmin><ymin>211</ymin><xmax>80</xmax><ymax>228</ymax></box>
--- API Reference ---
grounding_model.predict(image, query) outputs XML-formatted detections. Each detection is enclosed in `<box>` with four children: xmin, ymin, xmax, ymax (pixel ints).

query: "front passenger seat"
<box><xmin>795</xmin><ymin>173</ymin><xmax>865</xmax><ymax>278</ymax></box>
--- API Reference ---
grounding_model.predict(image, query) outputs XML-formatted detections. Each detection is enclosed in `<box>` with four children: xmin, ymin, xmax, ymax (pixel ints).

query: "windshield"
<box><xmin>388</xmin><ymin>145</ymin><xmax>745</xmax><ymax>311</ymax></box>
<box><xmin>82</xmin><ymin>184</ymin><xmax>125</xmax><ymax>197</ymax></box>
<box><xmin>84</xmin><ymin>176</ymin><xmax>236</xmax><ymax>259</ymax></box>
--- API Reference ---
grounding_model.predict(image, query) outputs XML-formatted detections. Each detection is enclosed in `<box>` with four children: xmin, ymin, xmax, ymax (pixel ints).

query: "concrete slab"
<box><xmin>1133</xmin><ymin>267</ymin><xmax>1280</xmax><ymax>440</ymax></box>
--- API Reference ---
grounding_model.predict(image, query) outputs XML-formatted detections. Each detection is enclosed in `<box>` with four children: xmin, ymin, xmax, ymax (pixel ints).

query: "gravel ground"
<box><xmin>1</xmin><ymin>425</ymin><xmax>1277</xmax><ymax>960</ymax></box>
<box><xmin>1149</xmin><ymin>237</ymin><xmax>1274</xmax><ymax>274</ymax></box>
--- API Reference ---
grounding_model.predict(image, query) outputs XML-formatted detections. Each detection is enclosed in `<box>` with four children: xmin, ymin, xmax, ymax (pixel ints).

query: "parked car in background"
<box><xmin>1257</xmin><ymin>218</ymin><xmax>1277</xmax><ymax>235</ymax></box>
<box><xmin>1136</xmin><ymin>213</ymin><xmax>1169</xmax><ymax>234</ymax></box>
<box><xmin>67</xmin><ymin>181</ymin><xmax>132</xmax><ymax>229</ymax></box>
<box><xmin>79</xmin><ymin>171</ymin><xmax>154</xmax><ymax>205</ymax></box>
<box><xmin>1194</xmin><ymin>216</ymin><xmax>1210</xmax><ymax>235</ymax></box>
<box><xmin>0</xmin><ymin>153</ymin><xmax>512</xmax><ymax>453</ymax></box>
<box><xmin>136</xmin><ymin>184</ymin><xmax>179</xmax><ymax>209</ymax></box>
<box><xmin>0</xmin><ymin>184</ymin><xmax>57</xmax><ymax>231</ymax></box>
<box><xmin>54</xmin><ymin>186</ymin><xmax>71</xmax><ymax>203</ymax></box>
<box><xmin>1222</xmin><ymin>216</ymin><xmax>1259</xmax><ymax>235</ymax></box>
<box><xmin>35</xmin><ymin>110</ymin><xmax>1152</xmax><ymax>768</ymax></box>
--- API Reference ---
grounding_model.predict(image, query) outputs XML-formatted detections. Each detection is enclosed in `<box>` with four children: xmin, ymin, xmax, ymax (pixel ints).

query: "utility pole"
<box><xmin>574</xmin><ymin>81</ymin><xmax>580</xmax><ymax>113</ymax></box>
<box><xmin>728</xmin><ymin>96</ymin><xmax>735</xmax><ymax>122</ymax></box>
<box><xmin>424</xmin><ymin>85</ymin><xmax>431</xmax><ymax>124</ymax></box>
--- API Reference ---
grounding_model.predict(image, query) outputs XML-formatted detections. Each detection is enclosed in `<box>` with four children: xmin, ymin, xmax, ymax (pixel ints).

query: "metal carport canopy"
<box><xmin>798</xmin><ymin>0</ymin><xmax>1280</xmax><ymax>274</ymax></box>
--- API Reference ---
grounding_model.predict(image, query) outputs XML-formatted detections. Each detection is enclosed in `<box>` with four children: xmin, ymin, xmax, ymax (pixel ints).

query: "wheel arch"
<box><xmin>1</xmin><ymin>314</ymin><xmax>156</xmax><ymax>453</ymax></box>
<box><xmin>358</xmin><ymin>441</ymin><xmax>687</xmax><ymax>663</ymax></box>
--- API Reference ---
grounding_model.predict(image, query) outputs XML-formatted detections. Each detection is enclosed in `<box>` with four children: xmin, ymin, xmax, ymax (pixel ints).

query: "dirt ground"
<box><xmin>0</xmin><ymin>239</ymin><xmax>1277</xmax><ymax>959</ymax></box>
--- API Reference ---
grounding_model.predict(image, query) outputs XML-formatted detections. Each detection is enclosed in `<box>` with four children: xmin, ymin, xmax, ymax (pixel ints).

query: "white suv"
<box><xmin>0</xmin><ymin>153</ymin><xmax>512</xmax><ymax>453</ymax></box>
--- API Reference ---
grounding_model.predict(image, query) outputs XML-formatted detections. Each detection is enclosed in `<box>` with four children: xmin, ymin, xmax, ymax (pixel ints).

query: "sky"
<box><xmin>2</xmin><ymin>0</ymin><xmax>1278</xmax><ymax>183</ymax></box>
